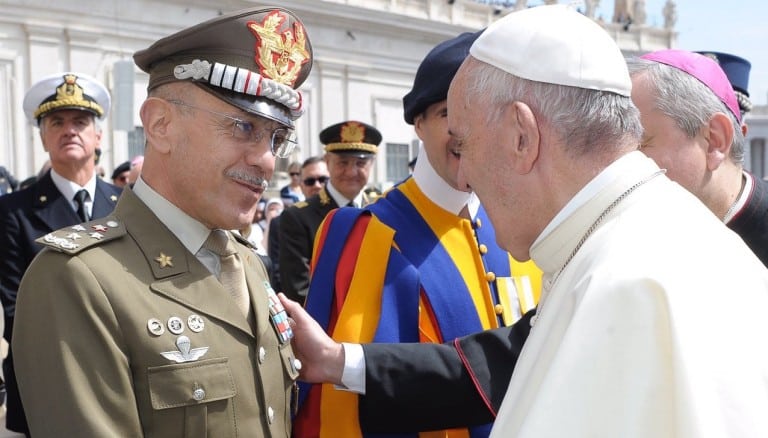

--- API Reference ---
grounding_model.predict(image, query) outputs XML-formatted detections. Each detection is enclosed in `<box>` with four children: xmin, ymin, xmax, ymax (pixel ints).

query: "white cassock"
<box><xmin>491</xmin><ymin>152</ymin><xmax>768</xmax><ymax>438</ymax></box>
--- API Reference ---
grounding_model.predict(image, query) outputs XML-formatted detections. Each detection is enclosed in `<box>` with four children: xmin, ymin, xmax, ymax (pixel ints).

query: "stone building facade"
<box><xmin>0</xmin><ymin>0</ymin><xmax>677</xmax><ymax>190</ymax></box>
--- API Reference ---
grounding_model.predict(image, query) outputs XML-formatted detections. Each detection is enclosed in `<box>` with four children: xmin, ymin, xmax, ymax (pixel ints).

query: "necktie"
<box><xmin>204</xmin><ymin>230</ymin><xmax>251</xmax><ymax>317</ymax></box>
<box><xmin>74</xmin><ymin>189</ymin><xmax>90</xmax><ymax>222</ymax></box>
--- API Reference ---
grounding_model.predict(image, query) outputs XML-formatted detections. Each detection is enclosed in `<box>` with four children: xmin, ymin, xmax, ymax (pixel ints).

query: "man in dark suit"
<box><xmin>278</xmin><ymin>121</ymin><xmax>380</xmax><ymax>302</ymax></box>
<box><xmin>0</xmin><ymin>72</ymin><xmax>121</xmax><ymax>435</ymax></box>
<box><xmin>268</xmin><ymin>156</ymin><xmax>329</xmax><ymax>291</ymax></box>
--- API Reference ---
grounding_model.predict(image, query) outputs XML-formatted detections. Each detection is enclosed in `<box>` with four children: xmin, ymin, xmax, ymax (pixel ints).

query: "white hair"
<box><xmin>463</xmin><ymin>58</ymin><xmax>643</xmax><ymax>159</ymax></box>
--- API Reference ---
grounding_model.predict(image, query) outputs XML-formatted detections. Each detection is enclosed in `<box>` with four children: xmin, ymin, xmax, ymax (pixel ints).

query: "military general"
<box><xmin>13</xmin><ymin>7</ymin><xmax>311</xmax><ymax>437</ymax></box>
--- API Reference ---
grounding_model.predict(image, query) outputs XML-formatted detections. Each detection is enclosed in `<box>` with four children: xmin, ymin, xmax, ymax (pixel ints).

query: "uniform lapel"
<box><xmin>115</xmin><ymin>189</ymin><xmax>254</xmax><ymax>337</ymax></box>
<box><xmin>151</xmin><ymin>257</ymin><xmax>255</xmax><ymax>338</ymax></box>
<box><xmin>315</xmin><ymin>187</ymin><xmax>339</xmax><ymax>217</ymax></box>
<box><xmin>91</xmin><ymin>179</ymin><xmax>120</xmax><ymax>219</ymax></box>
<box><xmin>239</xmin><ymin>247</ymin><xmax>274</xmax><ymax>342</ymax></box>
<box><xmin>31</xmin><ymin>173</ymin><xmax>80</xmax><ymax>231</ymax></box>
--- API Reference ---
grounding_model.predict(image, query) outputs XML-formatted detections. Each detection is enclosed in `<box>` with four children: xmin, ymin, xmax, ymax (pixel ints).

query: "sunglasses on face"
<box><xmin>303</xmin><ymin>176</ymin><xmax>329</xmax><ymax>186</ymax></box>
<box><xmin>289</xmin><ymin>172</ymin><xmax>301</xmax><ymax>177</ymax></box>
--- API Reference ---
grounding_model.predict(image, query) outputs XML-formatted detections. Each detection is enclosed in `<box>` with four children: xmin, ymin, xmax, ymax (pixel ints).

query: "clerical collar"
<box><xmin>411</xmin><ymin>144</ymin><xmax>479</xmax><ymax>217</ymax></box>
<box><xmin>132</xmin><ymin>176</ymin><xmax>210</xmax><ymax>255</ymax></box>
<box><xmin>534</xmin><ymin>151</ymin><xmax>645</xmax><ymax>248</ymax></box>
<box><xmin>50</xmin><ymin>168</ymin><xmax>96</xmax><ymax>205</ymax></box>
<box><xmin>723</xmin><ymin>170</ymin><xmax>753</xmax><ymax>224</ymax></box>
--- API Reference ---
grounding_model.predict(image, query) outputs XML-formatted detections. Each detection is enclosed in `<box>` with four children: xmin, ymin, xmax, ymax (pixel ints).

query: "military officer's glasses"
<box><xmin>166</xmin><ymin>100</ymin><xmax>297</xmax><ymax>158</ymax></box>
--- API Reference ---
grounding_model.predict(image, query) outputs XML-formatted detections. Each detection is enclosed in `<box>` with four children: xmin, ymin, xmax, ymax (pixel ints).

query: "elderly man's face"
<box><xmin>40</xmin><ymin>109</ymin><xmax>101</xmax><ymax>172</ymax></box>
<box><xmin>448</xmin><ymin>63</ymin><xmax>529</xmax><ymax>259</ymax></box>
<box><xmin>162</xmin><ymin>87</ymin><xmax>277</xmax><ymax>231</ymax></box>
<box><xmin>632</xmin><ymin>72</ymin><xmax>710</xmax><ymax>197</ymax></box>
<box><xmin>325</xmin><ymin>153</ymin><xmax>373</xmax><ymax>200</ymax></box>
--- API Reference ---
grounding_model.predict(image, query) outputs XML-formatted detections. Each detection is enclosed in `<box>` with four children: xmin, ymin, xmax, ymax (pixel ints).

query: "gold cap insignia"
<box><xmin>33</xmin><ymin>74</ymin><xmax>104</xmax><ymax>119</ymax></box>
<box><xmin>247</xmin><ymin>10</ymin><xmax>311</xmax><ymax>87</ymax></box>
<box><xmin>321</xmin><ymin>120</ymin><xmax>382</xmax><ymax>155</ymax></box>
<box><xmin>341</xmin><ymin>122</ymin><xmax>365</xmax><ymax>143</ymax></box>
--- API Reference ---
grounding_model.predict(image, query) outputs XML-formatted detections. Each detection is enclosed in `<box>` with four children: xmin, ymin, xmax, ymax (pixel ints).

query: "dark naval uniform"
<box><xmin>279</xmin><ymin>186</ymin><xmax>339</xmax><ymax>302</ymax></box>
<box><xmin>13</xmin><ymin>189</ymin><xmax>299</xmax><ymax>437</ymax></box>
<box><xmin>0</xmin><ymin>171</ymin><xmax>121</xmax><ymax>319</ymax></box>
<box><xmin>729</xmin><ymin>174</ymin><xmax>768</xmax><ymax>267</ymax></box>
<box><xmin>0</xmin><ymin>170</ymin><xmax>120</xmax><ymax>432</ymax></box>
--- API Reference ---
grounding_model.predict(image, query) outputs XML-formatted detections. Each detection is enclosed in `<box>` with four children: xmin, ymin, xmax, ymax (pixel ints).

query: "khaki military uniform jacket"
<box><xmin>13</xmin><ymin>189</ymin><xmax>299</xmax><ymax>437</ymax></box>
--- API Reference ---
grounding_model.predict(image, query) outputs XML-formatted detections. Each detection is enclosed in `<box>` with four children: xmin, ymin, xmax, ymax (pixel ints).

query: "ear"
<box><xmin>510</xmin><ymin>101</ymin><xmax>540</xmax><ymax>174</ymax></box>
<box><xmin>704</xmin><ymin>112</ymin><xmax>734</xmax><ymax>172</ymax></box>
<box><xmin>413</xmin><ymin>113</ymin><xmax>426</xmax><ymax>138</ymax></box>
<box><xmin>139</xmin><ymin>97</ymin><xmax>174</xmax><ymax>154</ymax></box>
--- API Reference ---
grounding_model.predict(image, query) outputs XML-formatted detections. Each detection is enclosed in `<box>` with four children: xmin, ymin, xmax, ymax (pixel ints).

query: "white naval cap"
<box><xmin>470</xmin><ymin>5</ymin><xmax>632</xmax><ymax>97</ymax></box>
<box><xmin>23</xmin><ymin>72</ymin><xmax>111</xmax><ymax>127</ymax></box>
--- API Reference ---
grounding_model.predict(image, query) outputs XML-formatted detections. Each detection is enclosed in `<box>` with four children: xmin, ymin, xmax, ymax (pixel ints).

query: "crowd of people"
<box><xmin>0</xmin><ymin>3</ymin><xmax>766</xmax><ymax>438</ymax></box>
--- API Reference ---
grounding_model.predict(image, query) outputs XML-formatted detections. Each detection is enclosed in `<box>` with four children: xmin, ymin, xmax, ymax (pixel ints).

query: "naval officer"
<box><xmin>0</xmin><ymin>71</ymin><xmax>121</xmax><ymax>435</ymax></box>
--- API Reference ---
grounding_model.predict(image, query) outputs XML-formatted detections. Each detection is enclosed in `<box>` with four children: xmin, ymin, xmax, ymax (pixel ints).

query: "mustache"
<box><xmin>225</xmin><ymin>169</ymin><xmax>269</xmax><ymax>190</ymax></box>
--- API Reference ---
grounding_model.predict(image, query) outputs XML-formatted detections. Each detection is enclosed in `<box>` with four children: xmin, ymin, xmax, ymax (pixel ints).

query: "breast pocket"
<box><xmin>148</xmin><ymin>357</ymin><xmax>236</xmax><ymax>438</ymax></box>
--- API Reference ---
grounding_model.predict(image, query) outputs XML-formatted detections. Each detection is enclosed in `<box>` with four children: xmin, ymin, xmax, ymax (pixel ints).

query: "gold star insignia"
<box><xmin>155</xmin><ymin>252</ymin><xmax>173</xmax><ymax>268</ymax></box>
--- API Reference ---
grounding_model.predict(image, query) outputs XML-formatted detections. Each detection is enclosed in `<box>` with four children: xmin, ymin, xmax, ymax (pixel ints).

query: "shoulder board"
<box><xmin>36</xmin><ymin>216</ymin><xmax>126</xmax><ymax>255</ymax></box>
<box><xmin>294</xmin><ymin>201</ymin><xmax>309</xmax><ymax>208</ymax></box>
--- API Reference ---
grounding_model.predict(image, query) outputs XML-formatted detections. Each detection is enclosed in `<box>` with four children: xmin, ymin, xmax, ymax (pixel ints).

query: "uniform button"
<box><xmin>193</xmin><ymin>387</ymin><xmax>206</xmax><ymax>401</ymax></box>
<box><xmin>267</xmin><ymin>406</ymin><xmax>275</xmax><ymax>424</ymax></box>
<box><xmin>293</xmin><ymin>358</ymin><xmax>302</xmax><ymax>372</ymax></box>
<box><xmin>485</xmin><ymin>271</ymin><xmax>496</xmax><ymax>282</ymax></box>
<box><xmin>258</xmin><ymin>346</ymin><xmax>266</xmax><ymax>364</ymax></box>
<box><xmin>475</xmin><ymin>218</ymin><xmax>482</xmax><ymax>228</ymax></box>
<box><xmin>494</xmin><ymin>304</ymin><xmax>504</xmax><ymax>315</ymax></box>
<box><xmin>478</xmin><ymin>244</ymin><xmax>488</xmax><ymax>254</ymax></box>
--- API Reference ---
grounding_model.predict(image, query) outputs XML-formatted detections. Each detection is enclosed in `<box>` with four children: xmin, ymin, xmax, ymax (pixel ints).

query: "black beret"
<box><xmin>403</xmin><ymin>31</ymin><xmax>482</xmax><ymax>125</ymax></box>
<box><xmin>133</xmin><ymin>7</ymin><xmax>313</xmax><ymax>127</ymax></box>
<box><xmin>320</xmin><ymin>121</ymin><xmax>382</xmax><ymax>156</ymax></box>
<box><xmin>111</xmin><ymin>161</ymin><xmax>131</xmax><ymax>180</ymax></box>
